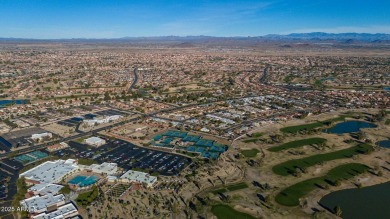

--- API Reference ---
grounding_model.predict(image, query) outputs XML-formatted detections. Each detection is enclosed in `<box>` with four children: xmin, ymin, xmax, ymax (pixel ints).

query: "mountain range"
<box><xmin>1</xmin><ymin>32</ymin><xmax>390</xmax><ymax>43</ymax></box>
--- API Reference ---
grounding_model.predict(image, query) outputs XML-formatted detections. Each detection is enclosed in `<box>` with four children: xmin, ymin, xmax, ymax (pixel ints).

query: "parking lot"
<box><xmin>66</xmin><ymin>140</ymin><xmax>117</xmax><ymax>159</ymax></box>
<box><xmin>0</xmin><ymin>168</ymin><xmax>18</xmax><ymax>203</ymax></box>
<box><xmin>0</xmin><ymin>170</ymin><xmax>9</xmax><ymax>200</ymax></box>
<box><xmin>62</xmin><ymin>138</ymin><xmax>191</xmax><ymax>175</ymax></box>
<box><xmin>56</xmin><ymin>109</ymin><xmax>128</xmax><ymax>127</ymax></box>
<box><xmin>57</xmin><ymin>117</ymin><xmax>82</xmax><ymax>127</ymax></box>
<box><xmin>0</xmin><ymin>127</ymin><xmax>54</xmax><ymax>148</ymax></box>
<box><xmin>96</xmin><ymin>139</ymin><xmax>192</xmax><ymax>176</ymax></box>
<box><xmin>95</xmin><ymin>109</ymin><xmax>128</xmax><ymax>116</ymax></box>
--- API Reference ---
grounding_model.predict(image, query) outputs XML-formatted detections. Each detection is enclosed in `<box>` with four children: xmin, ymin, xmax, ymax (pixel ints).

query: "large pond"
<box><xmin>376</xmin><ymin>140</ymin><xmax>390</xmax><ymax>149</ymax></box>
<box><xmin>0</xmin><ymin>99</ymin><xmax>29</xmax><ymax>107</ymax></box>
<box><xmin>323</xmin><ymin>120</ymin><xmax>377</xmax><ymax>134</ymax></box>
<box><xmin>319</xmin><ymin>182</ymin><xmax>390</xmax><ymax>219</ymax></box>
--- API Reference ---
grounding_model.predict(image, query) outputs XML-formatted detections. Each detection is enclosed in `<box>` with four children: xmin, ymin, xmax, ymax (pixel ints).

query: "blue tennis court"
<box><xmin>152</xmin><ymin>130</ymin><xmax>227</xmax><ymax>159</ymax></box>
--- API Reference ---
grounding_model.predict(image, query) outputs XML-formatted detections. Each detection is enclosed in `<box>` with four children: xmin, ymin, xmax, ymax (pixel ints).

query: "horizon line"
<box><xmin>1</xmin><ymin>32</ymin><xmax>389</xmax><ymax>40</ymax></box>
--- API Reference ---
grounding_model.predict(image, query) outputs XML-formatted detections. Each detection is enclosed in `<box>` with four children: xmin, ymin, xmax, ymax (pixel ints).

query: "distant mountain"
<box><xmin>1</xmin><ymin>32</ymin><xmax>390</xmax><ymax>43</ymax></box>
<box><xmin>264</xmin><ymin>32</ymin><xmax>390</xmax><ymax>42</ymax></box>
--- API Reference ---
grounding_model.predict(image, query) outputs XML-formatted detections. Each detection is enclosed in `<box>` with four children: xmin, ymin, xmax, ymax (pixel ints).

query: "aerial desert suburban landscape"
<box><xmin>0</xmin><ymin>1</ymin><xmax>389</xmax><ymax>219</ymax></box>
<box><xmin>0</xmin><ymin>37</ymin><xmax>388</xmax><ymax>219</ymax></box>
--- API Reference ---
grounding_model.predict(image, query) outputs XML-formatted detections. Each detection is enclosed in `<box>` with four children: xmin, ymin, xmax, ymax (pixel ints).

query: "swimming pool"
<box><xmin>68</xmin><ymin>175</ymin><xmax>99</xmax><ymax>187</ymax></box>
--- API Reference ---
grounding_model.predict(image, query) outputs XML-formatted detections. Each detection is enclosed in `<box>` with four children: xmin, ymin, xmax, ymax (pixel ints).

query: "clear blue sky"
<box><xmin>0</xmin><ymin>0</ymin><xmax>389</xmax><ymax>39</ymax></box>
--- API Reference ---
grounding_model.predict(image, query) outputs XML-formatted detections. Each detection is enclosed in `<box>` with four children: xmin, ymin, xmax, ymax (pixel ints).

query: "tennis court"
<box><xmin>152</xmin><ymin>130</ymin><xmax>227</xmax><ymax>159</ymax></box>
<box><xmin>14</xmin><ymin>151</ymin><xmax>48</xmax><ymax>165</ymax></box>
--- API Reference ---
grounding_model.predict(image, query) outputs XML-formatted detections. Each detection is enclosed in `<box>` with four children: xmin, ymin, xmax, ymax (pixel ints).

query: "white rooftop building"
<box><xmin>20</xmin><ymin>194</ymin><xmax>65</xmax><ymax>214</ymax></box>
<box><xmin>83</xmin><ymin>115</ymin><xmax>122</xmax><ymax>127</ymax></box>
<box><xmin>20</xmin><ymin>159</ymin><xmax>79</xmax><ymax>184</ymax></box>
<box><xmin>90</xmin><ymin>162</ymin><xmax>118</xmax><ymax>175</ymax></box>
<box><xmin>120</xmin><ymin>170</ymin><xmax>157</xmax><ymax>188</ymax></box>
<box><xmin>79</xmin><ymin>162</ymin><xmax>118</xmax><ymax>175</ymax></box>
<box><xmin>28</xmin><ymin>183</ymin><xmax>64</xmax><ymax>196</ymax></box>
<box><xmin>84</xmin><ymin>136</ymin><xmax>106</xmax><ymax>147</ymax></box>
<box><xmin>32</xmin><ymin>132</ymin><xmax>53</xmax><ymax>141</ymax></box>
<box><xmin>200</xmin><ymin>127</ymin><xmax>210</xmax><ymax>132</ymax></box>
<box><xmin>32</xmin><ymin>202</ymin><xmax>79</xmax><ymax>219</ymax></box>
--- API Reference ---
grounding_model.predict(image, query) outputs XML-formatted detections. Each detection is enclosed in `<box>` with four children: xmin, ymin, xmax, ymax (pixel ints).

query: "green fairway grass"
<box><xmin>280</xmin><ymin>122</ymin><xmax>323</xmax><ymax>133</ymax></box>
<box><xmin>251</xmin><ymin>132</ymin><xmax>263</xmax><ymax>137</ymax></box>
<box><xmin>212</xmin><ymin>188</ymin><xmax>228</xmax><ymax>194</ymax></box>
<box><xmin>242</xmin><ymin>138</ymin><xmax>259</xmax><ymax>143</ymax></box>
<box><xmin>268</xmin><ymin>138</ymin><xmax>326</xmax><ymax>152</ymax></box>
<box><xmin>211</xmin><ymin>204</ymin><xmax>256</xmax><ymax>219</ymax></box>
<box><xmin>275</xmin><ymin>163</ymin><xmax>369</xmax><ymax>206</ymax></box>
<box><xmin>280</xmin><ymin>115</ymin><xmax>352</xmax><ymax>133</ymax></box>
<box><xmin>241</xmin><ymin>149</ymin><xmax>260</xmax><ymax>157</ymax></box>
<box><xmin>272</xmin><ymin>144</ymin><xmax>373</xmax><ymax>176</ymax></box>
<box><xmin>321</xmin><ymin>116</ymin><xmax>347</xmax><ymax>125</ymax></box>
<box><xmin>226</xmin><ymin>182</ymin><xmax>249</xmax><ymax>191</ymax></box>
<box><xmin>212</xmin><ymin>182</ymin><xmax>249</xmax><ymax>194</ymax></box>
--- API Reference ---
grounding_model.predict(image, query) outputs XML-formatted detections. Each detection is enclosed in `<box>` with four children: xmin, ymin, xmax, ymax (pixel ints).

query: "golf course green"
<box><xmin>275</xmin><ymin>163</ymin><xmax>369</xmax><ymax>206</ymax></box>
<box><xmin>272</xmin><ymin>144</ymin><xmax>372</xmax><ymax>176</ymax></box>
<box><xmin>268</xmin><ymin>137</ymin><xmax>326</xmax><ymax>152</ymax></box>
<box><xmin>211</xmin><ymin>204</ymin><xmax>256</xmax><ymax>219</ymax></box>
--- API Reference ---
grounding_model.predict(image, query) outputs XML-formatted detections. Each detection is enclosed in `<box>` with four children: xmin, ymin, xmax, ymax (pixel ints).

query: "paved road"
<box><xmin>259</xmin><ymin>64</ymin><xmax>270</xmax><ymax>83</ymax></box>
<box><xmin>128</xmin><ymin>68</ymin><xmax>138</xmax><ymax>92</ymax></box>
<box><xmin>0</xmin><ymin>91</ymin><xmax>274</xmax><ymax>160</ymax></box>
<box><xmin>0</xmin><ymin>116</ymin><xmax>141</xmax><ymax>159</ymax></box>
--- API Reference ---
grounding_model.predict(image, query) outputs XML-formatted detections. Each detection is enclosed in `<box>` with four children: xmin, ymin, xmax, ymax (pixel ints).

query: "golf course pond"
<box><xmin>323</xmin><ymin>120</ymin><xmax>377</xmax><ymax>134</ymax></box>
<box><xmin>376</xmin><ymin>140</ymin><xmax>390</xmax><ymax>149</ymax></box>
<box><xmin>319</xmin><ymin>182</ymin><xmax>390</xmax><ymax>219</ymax></box>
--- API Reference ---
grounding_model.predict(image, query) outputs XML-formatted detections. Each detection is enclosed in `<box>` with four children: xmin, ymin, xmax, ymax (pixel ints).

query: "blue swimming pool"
<box><xmin>68</xmin><ymin>175</ymin><xmax>99</xmax><ymax>187</ymax></box>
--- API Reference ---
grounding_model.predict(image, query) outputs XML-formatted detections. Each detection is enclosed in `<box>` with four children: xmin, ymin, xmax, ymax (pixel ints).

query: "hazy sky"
<box><xmin>0</xmin><ymin>0</ymin><xmax>389</xmax><ymax>39</ymax></box>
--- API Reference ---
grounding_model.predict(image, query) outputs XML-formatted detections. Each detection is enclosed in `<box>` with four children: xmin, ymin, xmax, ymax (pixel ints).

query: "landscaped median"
<box><xmin>272</xmin><ymin>144</ymin><xmax>373</xmax><ymax>176</ymax></box>
<box><xmin>275</xmin><ymin>163</ymin><xmax>370</xmax><ymax>206</ymax></box>
<box><xmin>268</xmin><ymin>137</ymin><xmax>326</xmax><ymax>152</ymax></box>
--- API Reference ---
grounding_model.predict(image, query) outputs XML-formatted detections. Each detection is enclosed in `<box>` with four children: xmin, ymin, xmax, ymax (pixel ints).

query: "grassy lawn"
<box><xmin>251</xmin><ymin>132</ymin><xmax>263</xmax><ymax>138</ymax></box>
<box><xmin>275</xmin><ymin>163</ymin><xmax>369</xmax><ymax>206</ymax></box>
<box><xmin>212</xmin><ymin>182</ymin><xmax>249</xmax><ymax>194</ymax></box>
<box><xmin>280</xmin><ymin>122</ymin><xmax>323</xmax><ymax>133</ymax></box>
<box><xmin>226</xmin><ymin>182</ymin><xmax>249</xmax><ymax>191</ymax></box>
<box><xmin>77</xmin><ymin>158</ymin><xmax>97</xmax><ymax>165</ymax></box>
<box><xmin>211</xmin><ymin>204</ymin><xmax>256</xmax><ymax>219</ymax></box>
<box><xmin>321</xmin><ymin>116</ymin><xmax>347</xmax><ymax>125</ymax></box>
<box><xmin>272</xmin><ymin>144</ymin><xmax>373</xmax><ymax>176</ymax></box>
<box><xmin>242</xmin><ymin>138</ymin><xmax>259</xmax><ymax>143</ymax></box>
<box><xmin>268</xmin><ymin>138</ymin><xmax>326</xmax><ymax>152</ymax></box>
<box><xmin>212</xmin><ymin>188</ymin><xmax>228</xmax><ymax>194</ymax></box>
<box><xmin>241</xmin><ymin>149</ymin><xmax>260</xmax><ymax>157</ymax></box>
<box><xmin>76</xmin><ymin>185</ymin><xmax>99</xmax><ymax>207</ymax></box>
<box><xmin>75</xmin><ymin>136</ymin><xmax>90</xmax><ymax>143</ymax></box>
<box><xmin>280</xmin><ymin>115</ymin><xmax>352</xmax><ymax>133</ymax></box>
